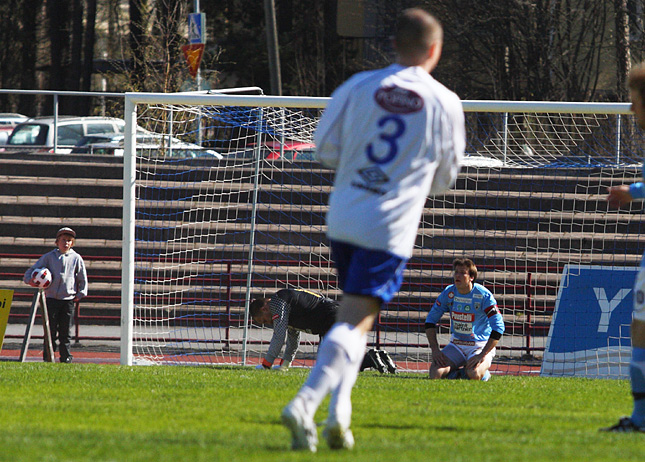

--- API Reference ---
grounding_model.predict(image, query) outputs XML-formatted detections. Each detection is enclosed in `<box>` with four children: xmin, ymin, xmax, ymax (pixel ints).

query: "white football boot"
<box><xmin>323</xmin><ymin>417</ymin><xmax>355</xmax><ymax>450</ymax></box>
<box><xmin>281</xmin><ymin>398</ymin><xmax>318</xmax><ymax>452</ymax></box>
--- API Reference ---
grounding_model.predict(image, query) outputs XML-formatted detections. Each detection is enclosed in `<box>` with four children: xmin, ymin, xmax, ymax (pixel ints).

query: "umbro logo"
<box><xmin>358</xmin><ymin>167</ymin><xmax>389</xmax><ymax>184</ymax></box>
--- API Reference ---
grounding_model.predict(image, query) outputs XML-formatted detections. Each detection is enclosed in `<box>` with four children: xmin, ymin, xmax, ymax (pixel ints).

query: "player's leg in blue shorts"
<box><xmin>330</xmin><ymin>240</ymin><xmax>408</xmax><ymax>303</ymax></box>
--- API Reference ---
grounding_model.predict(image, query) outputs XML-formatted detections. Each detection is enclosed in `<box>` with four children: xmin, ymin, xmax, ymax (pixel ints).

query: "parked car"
<box><xmin>242</xmin><ymin>140</ymin><xmax>316</xmax><ymax>160</ymax></box>
<box><xmin>4</xmin><ymin>116</ymin><xmax>125</xmax><ymax>153</ymax></box>
<box><xmin>0</xmin><ymin>112</ymin><xmax>29</xmax><ymax>126</ymax></box>
<box><xmin>264</xmin><ymin>141</ymin><xmax>316</xmax><ymax>160</ymax></box>
<box><xmin>70</xmin><ymin>133</ymin><xmax>125</xmax><ymax>154</ymax></box>
<box><xmin>71</xmin><ymin>129</ymin><xmax>223</xmax><ymax>159</ymax></box>
<box><xmin>0</xmin><ymin>113</ymin><xmax>29</xmax><ymax>144</ymax></box>
<box><xmin>0</xmin><ymin>127</ymin><xmax>13</xmax><ymax>145</ymax></box>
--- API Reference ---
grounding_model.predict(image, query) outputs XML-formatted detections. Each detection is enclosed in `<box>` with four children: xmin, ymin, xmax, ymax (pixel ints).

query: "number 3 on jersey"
<box><xmin>366</xmin><ymin>115</ymin><xmax>405</xmax><ymax>164</ymax></box>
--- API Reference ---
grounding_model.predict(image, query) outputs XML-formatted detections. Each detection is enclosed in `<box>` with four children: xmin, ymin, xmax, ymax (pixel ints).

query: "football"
<box><xmin>31</xmin><ymin>267</ymin><xmax>52</xmax><ymax>288</ymax></box>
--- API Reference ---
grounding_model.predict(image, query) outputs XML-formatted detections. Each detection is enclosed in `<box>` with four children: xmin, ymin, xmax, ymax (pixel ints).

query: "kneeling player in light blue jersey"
<box><xmin>425</xmin><ymin>258</ymin><xmax>505</xmax><ymax>381</ymax></box>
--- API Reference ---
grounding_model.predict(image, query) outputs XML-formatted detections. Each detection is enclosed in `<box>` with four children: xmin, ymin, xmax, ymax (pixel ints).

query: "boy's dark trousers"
<box><xmin>44</xmin><ymin>298</ymin><xmax>74</xmax><ymax>362</ymax></box>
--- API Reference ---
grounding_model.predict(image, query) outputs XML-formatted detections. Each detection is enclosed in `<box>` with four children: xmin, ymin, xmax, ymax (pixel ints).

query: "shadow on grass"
<box><xmin>360</xmin><ymin>422</ymin><xmax>459</xmax><ymax>431</ymax></box>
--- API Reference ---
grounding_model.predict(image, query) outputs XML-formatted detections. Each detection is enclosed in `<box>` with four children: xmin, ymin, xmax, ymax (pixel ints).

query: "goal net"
<box><xmin>121</xmin><ymin>93</ymin><xmax>645</xmax><ymax>377</ymax></box>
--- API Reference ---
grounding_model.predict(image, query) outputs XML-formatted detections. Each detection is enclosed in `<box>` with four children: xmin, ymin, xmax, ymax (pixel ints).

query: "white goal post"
<box><xmin>121</xmin><ymin>91</ymin><xmax>329</xmax><ymax>367</ymax></box>
<box><xmin>121</xmin><ymin>91</ymin><xmax>642</xmax><ymax>378</ymax></box>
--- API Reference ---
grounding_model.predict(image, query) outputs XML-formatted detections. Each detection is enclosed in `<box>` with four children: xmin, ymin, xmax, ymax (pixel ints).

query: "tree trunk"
<box><xmin>81</xmin><ymin>0</ymin><xmax>98</xmax><ymax>114</ymax></box>
<box><xmin>47</xmin><ymin>0</ymin><xmax>70</xmax><ymax>92</ymax></box>
<box><xmin>615</xmin><ymin>0</ymin><xmax>631</xmax><ymax>101</ymax></box>
<box><xmin>18</xmin><ymin>0</ymin><xmax>41</xmax><ymax>115</ymax></box>
<box><xmin>129</xmin><ymin>0</ymin><xmax>148</xmax><ymax>91</ymax></box>
<box><xmin>264</xmin><ymin>0</ymin><xmax>282</xmax><ymax>95</ymax></box>
<box><xmin>68</xmin><ymin>0</ymin><xmax>84</xmax><ymax>93</ymax></box>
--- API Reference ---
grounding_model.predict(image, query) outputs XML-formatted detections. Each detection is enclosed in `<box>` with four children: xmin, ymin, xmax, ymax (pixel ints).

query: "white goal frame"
<box><xmin>121</xmin><ymin>92</ymin><xmax>329</xmax><ymax>366</ymax></box>
<box><xmin>120</xmin><ymin>93</ymin><xmax>637</xmax><ymax>374</ymax></box>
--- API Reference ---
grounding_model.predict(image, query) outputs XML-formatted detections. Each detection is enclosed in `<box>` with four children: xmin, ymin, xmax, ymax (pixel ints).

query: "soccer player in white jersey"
<box><xmin>602</xmin><ymin>63</ymin><xmax>645</xmax><ymax>433</ymax></box>
<box><xmin>281</xmin><ymin>8</ymin><xmax>465</xmax><ymax>452</ymax></box>
<box><xmin>425</xmin><ymin>258</ymin><xmax>505</xmax><ymax>381</ymax></box>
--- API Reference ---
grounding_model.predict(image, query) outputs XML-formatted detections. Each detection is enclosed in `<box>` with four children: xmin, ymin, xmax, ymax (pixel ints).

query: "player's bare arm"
<box><xmin>425</xmin><ymin>325</ymin><xmax>449</xmax><ymax>368</ymax></box>
<box><xmin>607</xmin><ymin>185</ymin><xmax>633</xmax><ymax>208</ymax></box>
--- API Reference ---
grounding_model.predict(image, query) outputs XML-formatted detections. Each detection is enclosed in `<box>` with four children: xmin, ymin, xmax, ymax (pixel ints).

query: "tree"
<box><xmin>427</xmin><ymin>0</ymin><xmax>611</xmax><ymax>101</ymax></box>
<box><xmin>44</xmin><ymin>0</ymin><xmax>100</xmax><ymax>113</ymax></box>
<box><xmin>203</xmin><ymin>0</ymin><xmax>270</xmax><ymax>92</ymax></box>
<box><xmin>47</xmin><ymin>0</ymin><xmax>70</xmax><ymax>92</ymax></box>
<box><xmin>1</xmin><ymin>0</ymin><xmax>644</xmax><ymax>112</ymax></box>
<box><xmin>0</xmin><ymin>0</ymin><xmax>25</xmax><ymax>110</ymax></box>
<box><xmin>627</xmin><ymin>0</ymin><xmax>644</xmax><ymax>64</ymax></box>
<box><xmin>82</xmin><ymin>0</ymin><xmax>98</xmax><ymax>93</ymax></box>
<box><xmin>615</xmin><ymin>0</ymin><xmax>631</xmax><ymax>101</ymax></box>
<box><xmin>128</xmin><ymin>0</ymin><xmax>149</xmax><ymax>91</ymax></box>
<box><xmin>125</xmin><ymin>0</ymin><xmax>188</xmax><ymax>92</ymax></box>
<box><xmin>202</xmin><ymin>0</ymin><xmax>362</xmax><ymax>96</ymax></box>
<box><xmin>18</xmin><ymin>0</ymin><xmax>43</xmax><ymax>115</ymax></box>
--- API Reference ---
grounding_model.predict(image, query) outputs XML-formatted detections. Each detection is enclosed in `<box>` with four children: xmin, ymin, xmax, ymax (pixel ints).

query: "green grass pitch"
<box><xmin>0</xmin><ymin>363</ymin><xmax>641</xmax><ymax>461</ymax></box>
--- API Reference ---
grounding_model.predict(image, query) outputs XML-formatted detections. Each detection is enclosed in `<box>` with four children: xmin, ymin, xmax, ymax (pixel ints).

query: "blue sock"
<box><xmin>630</xmin><ymin>347</ymin><xmax>645</xmax><ymax>427</ymax></box>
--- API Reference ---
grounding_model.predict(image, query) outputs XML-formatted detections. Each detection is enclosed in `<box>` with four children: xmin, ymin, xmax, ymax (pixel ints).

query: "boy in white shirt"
<box><xmin>24</xmin><ymin>227</ymin><xmax>88</xmax><ymax>363</ymax></box>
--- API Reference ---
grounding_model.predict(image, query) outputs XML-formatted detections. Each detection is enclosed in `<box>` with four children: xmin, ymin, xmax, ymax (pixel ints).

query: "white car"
<box><xmin>0</xmin><ymin>112</ymin><xmax>29</xmax><ymax>126</ymax></box>
<box><xmin>0</xmin><ymin>113</ymin><xmax>29</xmax><ymax>144</ymax></box>
<box><xmin>5</xmin><ymin>116</ymin><xmax>125</xmax><ymax>153</ymax></box>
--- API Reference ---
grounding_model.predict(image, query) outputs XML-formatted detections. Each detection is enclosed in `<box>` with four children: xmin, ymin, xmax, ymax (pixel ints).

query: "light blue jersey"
<box><xmin>631</xmin><ymin>165</ymin><xmax>645</xmax><ymax>322</ymax></box>
<box><xmin>425</xmin><ymin>283</ymin><xmax>504</xmax><ymax>343</ymax></box>
<box><xmin>628</xmin><ymin>156</ymin><xmax>645</xmax><ymax>200</ymax></box>
<box><xmin>629</xmin><ymin>170</ymin><xmax>645</xmax><ymax>268</ymax></box>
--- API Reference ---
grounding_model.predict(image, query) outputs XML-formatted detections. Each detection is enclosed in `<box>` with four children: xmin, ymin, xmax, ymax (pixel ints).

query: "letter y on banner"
<box><xmin>593</xmin><ymin>287</ymin><xmax>631</xmax><ymax>333</ymax></box>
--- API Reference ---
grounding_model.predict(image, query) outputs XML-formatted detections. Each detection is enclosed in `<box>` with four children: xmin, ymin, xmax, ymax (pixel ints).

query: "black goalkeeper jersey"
<box><xmin>275</xmin><ymin>288</ymin><xmax>337</xmax><ymax>336</ymax></box>
<box><xmin>264</xmin><ymin>289</ymin><xmax>338</xmax><ymax>364</ymax></box>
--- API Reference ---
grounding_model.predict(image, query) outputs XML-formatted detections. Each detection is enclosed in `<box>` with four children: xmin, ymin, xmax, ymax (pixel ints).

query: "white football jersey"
<box><xmin>315</xmin><ymin>63</ymin><xmax>466</xmax><ymax>258</ymax></box>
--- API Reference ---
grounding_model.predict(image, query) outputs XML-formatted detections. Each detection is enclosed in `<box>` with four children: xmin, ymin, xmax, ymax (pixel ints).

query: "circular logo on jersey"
<box><xmin>448</xmin><ymin>291</ymin><xmax>454</xmax><ymax>299</ymax></box>
<box><xmin>375</xmin><ymin>86</ymin><xmax>424</xmax><ymax>114</ymax></box>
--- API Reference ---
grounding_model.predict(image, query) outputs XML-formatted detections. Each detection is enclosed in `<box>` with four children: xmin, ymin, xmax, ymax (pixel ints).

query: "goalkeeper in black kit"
<box><xmin>250</xmin><ymin>288</ymin><xmax>396</xmax><ymax>374</ymax></box>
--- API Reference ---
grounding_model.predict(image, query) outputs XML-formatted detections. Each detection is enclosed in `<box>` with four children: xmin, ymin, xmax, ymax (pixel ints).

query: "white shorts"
<box><xmin>442</xmin><ymin>340</ymin><xmax>495</xmax><ymax>369</ymax></box>
<box><xmin>634</xmin><ymin>267</ymin><xmax>645</xmax><ymax>322</ymax></box>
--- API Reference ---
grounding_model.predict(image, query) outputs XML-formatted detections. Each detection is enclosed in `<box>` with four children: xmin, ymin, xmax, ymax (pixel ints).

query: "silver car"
<box><xmin>70</xmin><ymin>129</ymin><xmax>223</xmax><ymax>158</ymax></box>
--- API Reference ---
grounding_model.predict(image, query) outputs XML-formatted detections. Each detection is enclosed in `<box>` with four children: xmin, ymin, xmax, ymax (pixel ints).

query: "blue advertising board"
<box><xmin>541</xmin><ymin>265</ymin><xmax>637</xmax><ymax>378</ymax></box>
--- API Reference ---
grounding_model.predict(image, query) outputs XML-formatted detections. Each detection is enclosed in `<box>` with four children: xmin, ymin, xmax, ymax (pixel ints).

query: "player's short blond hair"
<box><xmin>394</xmin><ymin>8</ymin><xmax>442</xmax><ymax>62</ymax></box>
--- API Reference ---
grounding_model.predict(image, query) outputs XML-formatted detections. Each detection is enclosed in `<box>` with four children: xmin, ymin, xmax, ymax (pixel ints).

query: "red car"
<box><xmin>247</xmin><ymin>140</ymin><xmax>316</xmax><ymax>161</ymax></box>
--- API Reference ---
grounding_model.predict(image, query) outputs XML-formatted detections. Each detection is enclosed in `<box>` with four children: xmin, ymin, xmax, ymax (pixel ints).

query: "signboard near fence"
<box><xmin>541</xmin><ymin>265</ymin><xmax>637</xmax><ymax>379</ymax></box>
<box><xmin>0</xmin><ymin>289</ymin><xmax>14</xmax><ymax>350</ymax></box>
